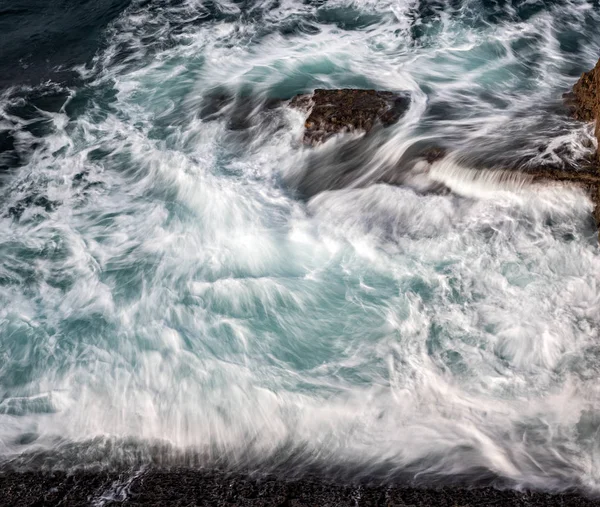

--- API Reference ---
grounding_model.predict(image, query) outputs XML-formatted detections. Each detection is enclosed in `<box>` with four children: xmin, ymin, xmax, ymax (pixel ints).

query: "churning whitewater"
<box><xmin>1</xmin><ymin>0</ymin><xmax>600</xmax><ymax>495</ymax></box>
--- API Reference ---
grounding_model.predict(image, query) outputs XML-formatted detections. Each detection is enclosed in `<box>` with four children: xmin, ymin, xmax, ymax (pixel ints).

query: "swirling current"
<box><xmin>1</xmin><ymin>0</ymin><xmax>600</xmax><ymax>496</ymax></box>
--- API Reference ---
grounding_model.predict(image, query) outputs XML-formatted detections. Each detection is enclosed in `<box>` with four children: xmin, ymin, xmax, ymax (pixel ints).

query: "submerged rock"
<box><xmin>571</xmin><ymin>58</ymin><xmax>600</xmax><ymax>161</ymax></box>
<box><xmin>290</xmin><ymin>88</ymin><xmax>410</xmax><ymax>145</ymax></box>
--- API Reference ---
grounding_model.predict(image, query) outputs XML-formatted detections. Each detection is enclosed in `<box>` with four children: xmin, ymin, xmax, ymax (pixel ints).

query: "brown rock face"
<box><xmin>290</xmin><ymin>89</ymin><xmax>410</xmax><ymax>145</ymax></box>
<box><xmin>571</xmin><ymin>58</ymin><xmax>600</xmax><ymax>232</ymax></box>
<box><xmin>572</xmin><ymin>58</ymin><xmax>600</xmax><ymax>160</ymax></box>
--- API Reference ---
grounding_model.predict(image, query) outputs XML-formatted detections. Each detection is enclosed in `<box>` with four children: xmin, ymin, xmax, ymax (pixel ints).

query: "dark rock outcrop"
<box><xmin>290</xmin><ymin>89</ymin><xmax>410</xmax><ymax>145</ymax></box>
<box><xmin>570</xmin><ymin>58</ymin><xmax>600</xmax><ymax>228</ymax></box>
<box><xmin>572</xmin><ymin>58</ymin><xmax>600</xmax><ymax>161</ymax></box>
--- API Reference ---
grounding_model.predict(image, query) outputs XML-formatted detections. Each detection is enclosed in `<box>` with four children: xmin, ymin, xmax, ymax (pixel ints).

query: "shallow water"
<box><xmin>1</xmin><ymin>0</ymin><xmax>600</xmax><ymax>494</ymax></box>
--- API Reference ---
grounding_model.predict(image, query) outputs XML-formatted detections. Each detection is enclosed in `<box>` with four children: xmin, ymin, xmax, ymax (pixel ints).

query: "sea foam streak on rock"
<box><xmin>427</xmin><ymin>157</ymin><xmax>535</xmax><ymax>196</ymax></box>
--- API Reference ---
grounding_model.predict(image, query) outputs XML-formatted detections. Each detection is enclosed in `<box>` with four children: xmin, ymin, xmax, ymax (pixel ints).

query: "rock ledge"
<box><xmin>572</xmin><ymin>58</ymin><xmax>600</xmax><ymax>161</ymax></box>
<box><xmin>290</xmin><ymin>88</ymin><xmax>410</xmax><ymax>145</ymax></box>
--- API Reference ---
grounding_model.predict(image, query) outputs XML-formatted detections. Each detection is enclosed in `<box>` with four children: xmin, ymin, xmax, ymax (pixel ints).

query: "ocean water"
<box><xmin>1</xmin><ymin>0</ymin><xmax>600</xmax><ymax>494</ymax></box>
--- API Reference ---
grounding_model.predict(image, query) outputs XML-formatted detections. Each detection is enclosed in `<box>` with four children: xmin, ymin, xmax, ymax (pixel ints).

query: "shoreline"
<box><xmin>1</xmin><ymin>468</ymin><xmax>598</xmax><ymax>506</ymax></box>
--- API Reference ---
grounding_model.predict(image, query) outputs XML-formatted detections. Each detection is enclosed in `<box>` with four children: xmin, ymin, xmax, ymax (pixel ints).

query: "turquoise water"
<box><xmin>1</xmin><ymin>0</ymin><xmax>600</xmax><ymax>492</ymax></box>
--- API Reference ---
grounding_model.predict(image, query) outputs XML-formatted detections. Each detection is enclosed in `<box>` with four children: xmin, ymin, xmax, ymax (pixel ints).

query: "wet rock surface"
<box><xmin>290</xmin><ymin>89</ymin><xmax>410</xmax><ymax>145</ymax></box>
<box><xmin>565</xmin><ymin>57</ymin><xmax>600</xmax><ymax>228</ymax></box>
<box><xmin>0</xmin><ymin>468</ymin><xmax>597</xmax><ymax>507</ymax></box>
<box><xmin>571</xmin><ymin>58</ymin><xmax>600</xmax><ymax>162</ymax></box>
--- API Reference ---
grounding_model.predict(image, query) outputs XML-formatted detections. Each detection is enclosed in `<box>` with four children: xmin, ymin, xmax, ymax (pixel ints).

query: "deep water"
<box><xmin>1</xmin><ymin>0</ymin><xmax>600</xmax><ymax>496</ymax></box>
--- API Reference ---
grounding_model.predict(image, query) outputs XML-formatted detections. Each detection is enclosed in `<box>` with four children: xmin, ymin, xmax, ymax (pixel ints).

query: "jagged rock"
<box><xmin>290</xmin><ymin>89</ymin><xmax>410</xmax><ymax>145</ymax></box>
<box><xmin>572</xmin><ymin>58</ymin><xmax>600</xmax><ymax>161</ymax></box>
<box><xmin>568</xmin><ymin>58</ymin><xmax>600</xmax><ymax>232</ymax></box>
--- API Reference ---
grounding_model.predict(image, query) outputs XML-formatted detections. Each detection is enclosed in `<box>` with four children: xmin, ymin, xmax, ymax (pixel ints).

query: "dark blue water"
<box><xmin>1</xmin><ymin>0</ymin><xmax>600</xmax><ymax>494</ymax></box>
<box><xmin>0</xmin><ymin>0</ymin><xmax>130</xmax><ymax>87</ymax></box>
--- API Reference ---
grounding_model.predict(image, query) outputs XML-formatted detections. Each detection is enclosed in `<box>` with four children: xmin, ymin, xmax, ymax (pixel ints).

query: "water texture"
<box><xmin>1</xmin><ymin>0</ymin><xmax>600</xmax><ymax>494</ymax></box>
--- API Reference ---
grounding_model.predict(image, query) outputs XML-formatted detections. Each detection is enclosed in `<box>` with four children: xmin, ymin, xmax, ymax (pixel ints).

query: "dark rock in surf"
<box><xmin>568</xmin><ymin>57</ymin><xmax>600</xmax><ymax>231</ymax></box>
<box><xmin>571</xmin><ymin>58</ymin><xmax>600</xmax><ymax>162</ymax></box>
<box><xmin>199</xmin><ymin>90</ymin><xmax>284</xmax><ymax>131</ymax></box>
<box><xmin>286</xmin><ymin>136</ymin><xmax>449</xmax><ymax>200</ymax></box>
<box><xmin>290</xmin><ymin>89</ymin><xmax>410</xmax><ymax>145</ymax></box>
